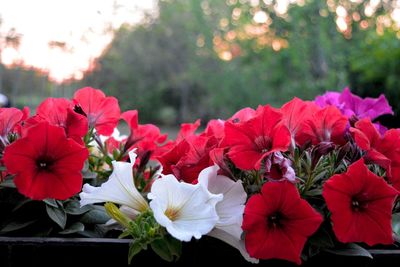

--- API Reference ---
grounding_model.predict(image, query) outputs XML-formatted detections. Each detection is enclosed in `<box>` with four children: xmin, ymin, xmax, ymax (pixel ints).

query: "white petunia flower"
<box><xmin>148</xmin><ymin>175</ymin><xmax>222</xmax><ymax>242</ymax></box>
<box><xmin>79</xmin><ymin>150</ymin><xmax>149</xmax><ymax>218</ymax></box>
<box><xmin>198</xmin><ymin>165</ymin><xmax>258</xmax><ymax>263</ymax></box>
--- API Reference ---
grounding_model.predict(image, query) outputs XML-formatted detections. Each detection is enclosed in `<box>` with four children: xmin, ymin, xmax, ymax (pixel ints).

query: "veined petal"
<box><xmin>149</xmin><ymin>175</ymin><xmax>222</xmax><ymax>242</ymax></box>
<box><xmin>80</xmin><ymin>151</ymin><xmax>148</xmax><ymax>214</ymax></box>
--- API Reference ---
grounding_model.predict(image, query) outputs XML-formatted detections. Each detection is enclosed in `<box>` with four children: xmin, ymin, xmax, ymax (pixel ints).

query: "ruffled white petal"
<box><xmin>80</xmin><ymin>151</ymin><xmax>148</xmax><ymax>214</ymax></box>
<box><xmin>149</xmin><ymin>175</ymin><xmax>222</xmax><ymax>242</ymax></box>
<box><xmin>198</xmin><ymin>165</ymin><xmax>246</xmax><ymax>233</ymax></box>
<box><xmin>198</xmin><ymin>165</ymin><xmax>255</xmax><ymax>262</ymax></box>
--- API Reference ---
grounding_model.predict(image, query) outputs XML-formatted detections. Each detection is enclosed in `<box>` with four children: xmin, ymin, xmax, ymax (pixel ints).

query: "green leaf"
<box><xmin>392</xmin><ymin>213</ymin><xmax>400</xmax><ymax>236</ymax></box>
<box><xmin>0</xmin><ymin>219</ymin><xmax>37</xmax><ymax>233</ymax></box>
<box><xmin>64</xmin><ymin>200</ymin><xmax>92</xmax><ymax>215</ymax></box>
<box><xmin>305</xmin><ymin>188</ymin><xmax>323</xmax><ymax>197</ymax></box>
<box><xmin>43</xmin><ymin>198</ymin><xmax>58</xmax><ymax>208</ymax></box>
<box><xmin>313</xmin><ymin>171</ymin><xmax>328</xmax><ymax>183</ymax></box>
<box><xmin>80</xmin><ymin>208</ymin><xmax>110</xmax><ymax>224</ymax></box>
<box><xmin>324</xmin><ymin>243</ymin><xmax>373</xmax><ymax>258</ymax></box>
<box><xmin>103</xmin><ymin>155</ymin><xmax>112</xmax><ymax>165</ymax></box>
<box><xmin>164</xmin><ymin>235</ymin><xmax>182</xmax><ymax>261</ymax></box>
<box><xmin>151</xmin><ymin>239</ymin><xmax>174</xmax><ymax>262</ymax></box>
<box><xmin>46</xmin><ymin>204</ymin><xmax>67</xmax><ymax>229</ymax></box>
<box><xmin>59</xmin><ymin>222</ymin><xmax>85</xmax><ymax>234</ymax></box>
<box><xmin>308</xmin><ymin>226</ymin><xmax>335</xmax><ymax>249</ymax></box>
<box><xmin>12</xmin><ymin>198</ymin><xmax>33</xmax><ymax>212</ymax></box>
<box><xmin>0</xmin><ymin>178</ymin><xmax>16</xmax><ymax>188</ymax></box>
<box><xmin>128</xmin><ymin>241</ymin><xmax>145</xmax><ymax>264</ymax></box>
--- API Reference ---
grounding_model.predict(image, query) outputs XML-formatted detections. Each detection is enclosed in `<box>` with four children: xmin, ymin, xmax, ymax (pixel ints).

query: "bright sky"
<box><xmin>0</xmin><ymin>0</ymin><xmax>157</xmax><ymax>82</ymax></box>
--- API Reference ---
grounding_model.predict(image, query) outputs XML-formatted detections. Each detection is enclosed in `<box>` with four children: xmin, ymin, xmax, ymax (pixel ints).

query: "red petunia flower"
<box><xmin>224</xmin><ymin>105</ymin><xmax>291</xmax><ymax>170</ymax></box>
<box><xmin>242</xmin><ymin>181</ymin><xmax>323</xmax><ymax>264</ymax></box>
<box><xmin>156</xmin><ymin>120</ymin><xmax>201</xmax><ymax>177</ymax></box>
<box><xmin>3</xmin><ymin>121</ymin><xmax>89</xmax><ymax>200</ymax></box>
<box><xmin>121</xmin><ymin>110</ymin><xmax>168</xmax><ymax>158</ymax></box>
<box><xmin>203</xmin><ymin>119</ymin><xmax>225</xmax><ymax>143</ymax></box>
<box><xmin>280</xmin><ymin>98</ymin><xmax>318</xmax><ymax>148</ymax></box>
<box><xmin>173</xmin><ymin>135</ymin><xmax>216</xmax><ymax>183</ymax></box>
<box><xmin>157</xmin><ymin>120</ymin><xmax>218</xmax><ymax>183</ymax></box>
<box><xmin>323</xmin><ymin>159</ymin><xmax>399</xmax><ymax>246</ymax></box>
<box><xmin>296</xmin><ymin>106</ymin><xmax>348</xmax><ymax>146</ymax></box>
<box><xmin>350</xmin><ymin>118</ymin><xmax>400</xmax><ymax>190</ymax></box>
<box><xmin>157</xmin><ymin>139</ymin><xmax>190</xmax><ymax>176</ymax></box>
<box><xmin>175</xmin><ymin>119</ymin><xmax>201</xmax><ymax>142</ymax></box>
<box><xmin>382</xmin><ymin>129</ymin><xmax>400</xmax><ymax>191</ymax></box>
<box><xmin>0</xmin><ymin>107</ymin><xmax>28</xmax><ymax>139</ymax></box>
<box><xmin>33</xmin><ymin>98</ymin><xmax>88</xmax><ymax>144</ymax></box>
<box><xmin>0</xmin><ymin>107</ymin><xmax>29</xmax><ymax>181</ymax></box>
<box><xmin>73</xmin><ymin>87</ymin><xmax>120</xmax><ymax>136</ymax></box>
<box><xmin>227</xmin><ymin>107</ymin><xmax>256</xmax><ymax>123</ymax></box>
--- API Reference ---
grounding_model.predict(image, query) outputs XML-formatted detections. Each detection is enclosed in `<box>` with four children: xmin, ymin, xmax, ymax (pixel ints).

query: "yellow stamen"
<box><xmin>165</xmin><ymin>207</ymin><xmax>180</xmax><ymax>221</ymax></box>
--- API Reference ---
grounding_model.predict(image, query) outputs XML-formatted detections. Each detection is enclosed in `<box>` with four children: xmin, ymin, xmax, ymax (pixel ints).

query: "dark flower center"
<box><xmin>267</xmin><ymin>212</ymin><xmax>283</xmax><ymax>228</ymax></box>
<box><xmin>73</xmin><ymin>104</ymin><xmax>87</xmax><ymax>117</ymax></box>
<box><xmin>36</xmin><ymin>158</ymin><xmax>53</xmax><ymax>171</ymax></box>
<box><xmin>269</xmin><ymin>164</ymin><xmax>283</xmax><ymax>180</ymax></box>
<box><xmin>351</xmin><ymin>198</ymin><xmax>367</xmax><ymax>212</ymax></box>
<box><xmin>255</xmin><ymin>136</ymin><xmax>272</xmax><ymax>153</ymax></box>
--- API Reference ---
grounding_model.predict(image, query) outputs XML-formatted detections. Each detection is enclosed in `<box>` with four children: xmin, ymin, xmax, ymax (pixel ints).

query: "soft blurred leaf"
<box><xmin>64</xmin><ymin>200</ymin><xmax>92</xmax><ymax>215</ymax></box>
<box><xmin>12</xmin><ymin>198</ymin><xmax>33</xmax><ymax>212</ymax></box>
<box><xmin>43</xmin><ymin>198</ymin><xmax>58</xmax><ymax>208</ymax></box>
<box><xmin>308</xmin><ymin>226</ymin><xmax>335</xmax><ymax>249</ymax></box>
<box><xmin>0</xmin><ymin>179</ymin><xmax>16</xmax><ymax>188</ymax></box>
<box><xmin>59</xmin><ymin>222</ymin><xmax>85</xmax><ymax>234</ymax></box>
<box><xmin>128</xmin><ymin>241</ymin><xmax>145</xmax><ymax>264</ymax></box>
<box><xmin>80</xmin><ymin>207</ymin><xmax>110</xmax><ymax>224</ymax></box>
<box><xmin>393</xmin><ymin>213</ymin><xmax>400</xmax><ymax>236</ymax></box>
<box><xmin>325</xmin><ymin>243</ymin><xmax>373</xmax><ymax>258</ymax></box>
<box><xmin>151</xmin><ymin>239</ymin><xmax>174</xmax><ymax>262</ymax></box>
<box><xmin>305</xmin><ymin>188</ymin><xmax>323</xmax><ymax>197</ymax></box>
<box><xmin>0</xmin><ymin>219</ymin><xmax>37</xmax><ymax>233</ymax></box>
<box><xmin>46</xmin><ymin>204</ymin><xmax>67</xmax><ymax>229</ymax></box>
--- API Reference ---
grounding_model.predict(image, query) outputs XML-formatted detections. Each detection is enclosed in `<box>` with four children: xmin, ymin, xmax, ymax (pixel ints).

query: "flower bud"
<box><xmin>311</xmin><ymin>141</ymin><xmax>335</xmax><ymax>168</ymax></box>
<box><xmin>264</xmin><ymin>152</ymin><xmax>296</xmax><ymax>183</ymax></box>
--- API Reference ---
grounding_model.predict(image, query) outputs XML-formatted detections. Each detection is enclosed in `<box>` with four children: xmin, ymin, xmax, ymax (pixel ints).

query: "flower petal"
<box><xmin>149</xmin><ymin>174</ymin><xmax>222</xmax><ymax>242</ymax></box>
<box><xmin>80</xmin><ymin>151</ymin><xmax>148</xmax><ymax>213</ymax></box>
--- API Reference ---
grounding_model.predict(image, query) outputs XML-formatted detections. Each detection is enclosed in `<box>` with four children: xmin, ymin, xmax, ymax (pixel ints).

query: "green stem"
<box><xmin>302</xmin><ymin>164</ymin><xmax>315</xmax><ymax>194</ymax></box>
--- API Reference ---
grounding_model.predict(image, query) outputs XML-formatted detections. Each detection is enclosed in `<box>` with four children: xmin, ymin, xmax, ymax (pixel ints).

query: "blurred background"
<box><xmin>0</xmin><ymin>0</ymin><xmax>399</xmax><ymax>126</ymax></box>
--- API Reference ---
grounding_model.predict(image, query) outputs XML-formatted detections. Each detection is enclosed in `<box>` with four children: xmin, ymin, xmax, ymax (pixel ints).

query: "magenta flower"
<box><xmin>315</xmin><ymin>87</ymin><xmax>393</xmax><ymax>134</ymax></box>
<box><xmin>314</xmin><ymin>91</ymin><xmax>345</xmax><ymax>112</ymax></box>
<box><xmin>339</xmin><ymin>87</ymin><xmax>393</xmax><ymax>120</ymax></box>
<box><xmin>315</xmin><ymin>87</ymin><xmax>393</xmax><ymax>121</ymax></box>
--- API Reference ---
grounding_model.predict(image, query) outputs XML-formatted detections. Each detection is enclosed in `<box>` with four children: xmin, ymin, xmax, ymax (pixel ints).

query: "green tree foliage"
<box><xmin>349</xmin><ymin>30</ymin><xmax>400</xmax><ymax>117</ymax></box>
<box><xmin>80</xmin><ymin>0</ymin><xmax>357</xmax><ymax>124</ymax></box>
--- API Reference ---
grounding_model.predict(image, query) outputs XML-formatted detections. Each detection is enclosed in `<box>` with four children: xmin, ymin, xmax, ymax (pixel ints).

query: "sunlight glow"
<box><xmin>0</xmin><ymin>0</ymin><xmax>156</xmax><ymax>83</ymax></box>
<box><xmin>253</xmin><ymin>11</ymin><xmax>269</xmax><ymax>24</ymax></box>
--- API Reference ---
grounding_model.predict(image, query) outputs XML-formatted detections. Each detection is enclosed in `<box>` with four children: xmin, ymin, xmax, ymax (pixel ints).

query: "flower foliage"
<box><xmin>0</xmin><ymin>86</ymin><xmax>399</xmax><ymax>265</ymax></box>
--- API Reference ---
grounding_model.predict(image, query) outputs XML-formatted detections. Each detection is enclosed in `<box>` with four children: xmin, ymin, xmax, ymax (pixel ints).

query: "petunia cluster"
<box><xmin>0</xmin><ymin>87</ymin><xmax>399</xmax><ymax>265</ymax></box>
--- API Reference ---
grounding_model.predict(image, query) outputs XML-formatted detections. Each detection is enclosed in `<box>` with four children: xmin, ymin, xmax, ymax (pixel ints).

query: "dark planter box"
<box><xmin>0</xmin><ymin>236</ymin><xmax>399</xmax><ymax>267</ymax></box>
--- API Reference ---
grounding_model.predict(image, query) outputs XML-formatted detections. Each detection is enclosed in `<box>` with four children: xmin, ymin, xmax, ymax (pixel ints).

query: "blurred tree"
<box><xmin>76</xmin><ymin>0</ymin><xmax>400</xmax><ymax>124</ymax></box>
<box><xmin>349</xmin><ymin>29</ymin><xmax>400</xmax><ymax>127</ymax></box>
